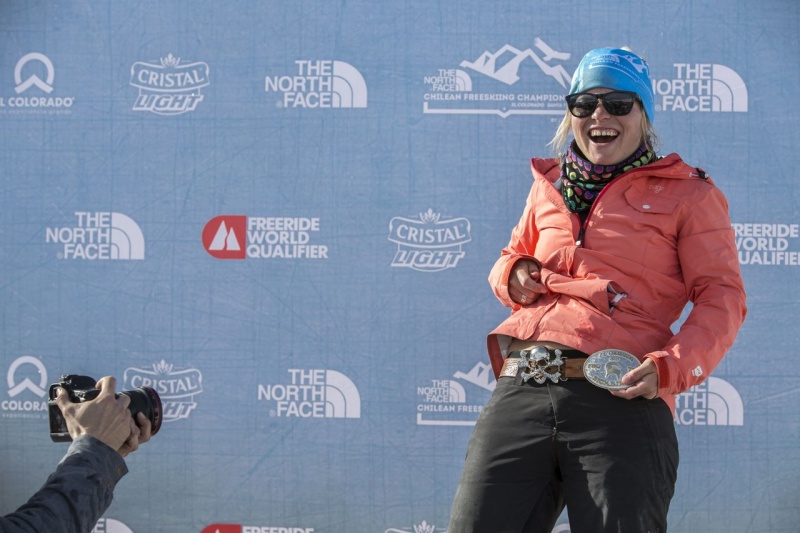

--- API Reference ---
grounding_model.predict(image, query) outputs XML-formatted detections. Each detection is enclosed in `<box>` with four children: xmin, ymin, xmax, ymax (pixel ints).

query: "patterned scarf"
<box><xmin>560</xmin><ymin>141</ymin><xmax>655</xmax><ymax>214</ymax></box>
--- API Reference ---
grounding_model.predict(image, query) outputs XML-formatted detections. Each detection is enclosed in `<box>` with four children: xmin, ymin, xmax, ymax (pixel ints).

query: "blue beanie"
<box><xmin>569</xmin><ymin>47</ymin><xmax>656</xmax><ymax>122</ymax></box>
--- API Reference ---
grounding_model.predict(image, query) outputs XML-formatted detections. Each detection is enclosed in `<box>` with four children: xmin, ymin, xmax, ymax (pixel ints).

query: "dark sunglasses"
<box><xmin>565</xmin><ymin>91</ymin><xmax>639</xmax><ymax>118</ymax></box>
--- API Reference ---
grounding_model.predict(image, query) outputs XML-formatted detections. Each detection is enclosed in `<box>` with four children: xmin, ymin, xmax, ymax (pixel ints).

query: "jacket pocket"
<box><xmin>624</xmin><ymin>186</ymin><xmax>679</xmax><ymax>215</ymax></box>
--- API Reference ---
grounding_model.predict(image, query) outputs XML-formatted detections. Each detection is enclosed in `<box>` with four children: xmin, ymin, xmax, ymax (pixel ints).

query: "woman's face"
<box><xmin>571</xmin><ymin>87</ymin><xmax>644</xmax><ymax>166</ymax></box>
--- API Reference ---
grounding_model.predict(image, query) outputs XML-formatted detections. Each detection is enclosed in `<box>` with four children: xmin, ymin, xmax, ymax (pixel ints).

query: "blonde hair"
<box><xmin>547</xmin><ymin>103</ymin><xmax>660</xmax><ymax>157</ymax></box>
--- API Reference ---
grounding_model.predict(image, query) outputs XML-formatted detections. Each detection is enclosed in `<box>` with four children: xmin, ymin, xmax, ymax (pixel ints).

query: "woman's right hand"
<box><xmin>509</xmin><ymin>259</ymin><xmax>546</xmax><ymax>305</ymax></box>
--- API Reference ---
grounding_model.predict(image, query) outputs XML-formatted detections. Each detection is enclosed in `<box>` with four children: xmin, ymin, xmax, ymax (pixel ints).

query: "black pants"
<box><xmin>448</xmin><ymin>376</ymin><xmax>679</xmax><ymax>533</ymax></box>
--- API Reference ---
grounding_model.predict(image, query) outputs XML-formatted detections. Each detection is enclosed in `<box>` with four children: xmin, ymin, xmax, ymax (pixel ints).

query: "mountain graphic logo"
<box><xmin>459</xmin><ymin>38</ymin><xmax>572</xmax><ymax>88</ymax></box>
<box><xmin>453</xmin><ymin>362</ymin><xmax>497</xmax><ymax>391</ymax></box>
<box><xmin>201</xmin><ymin>525</ymin><xmax>241</xmax><ymax>533</ymax></box>
<box><xmin>202</xmin><ymin>215</ymin><xmax>247</xmax><ymax>259</ymax></box>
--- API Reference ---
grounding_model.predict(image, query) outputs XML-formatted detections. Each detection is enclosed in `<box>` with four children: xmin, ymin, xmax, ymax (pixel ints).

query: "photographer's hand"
<box><xmin>55</xmin><ymin>376</ymin><xmax>133</xmax><ymax>454</ymax></box>
<box><xmin>118</xmin><ymin>412</ymin><xmax>152</xmax><ymax>458</ymax></box>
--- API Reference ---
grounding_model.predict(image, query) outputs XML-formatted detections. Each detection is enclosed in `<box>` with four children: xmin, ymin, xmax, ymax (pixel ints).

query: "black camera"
<box><xmin>48</xmin><ymin>374</ymin><xmax>163</xmax><ymax>442</ymax></box>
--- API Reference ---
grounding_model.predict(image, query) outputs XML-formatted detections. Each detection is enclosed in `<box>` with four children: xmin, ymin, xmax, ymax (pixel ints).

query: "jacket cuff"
<box><xmin>64</xmin><ymin>435</ymin><xmax>128</xmax><ymax>492</ymax></box>
<box><xmin>645</xmin><ymin>353</ymin><xmax>673</xmax><ymax>399</ymax></box>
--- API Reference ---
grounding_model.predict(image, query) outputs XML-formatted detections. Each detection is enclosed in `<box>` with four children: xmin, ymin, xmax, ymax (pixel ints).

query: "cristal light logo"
<box><xmin>201</xmin><ymin>525</ymin><xmax>314</xmax><ymax>533</ymax></box>
<box><xmin>385</xmin><ymin>520</ymin><xmax>446</xmax><ymax>533</ymax></box>
<box><xmin>124</xmin><ymin>360</ymin><xmax>203</xmax><ymax>422</ymax></box>
<box><xmin>652</xmin><ymin>63</ymin><xmax>747</xmax><ymax>112</ymax></box>
<box><xmin>46</xmin><ymin>212</ymin><xmax>145</xmax><ymax>260</ymax></box>
<box><xmin>130</xmin><ymin>53</ymin><xmax>210</xmax><ymax>115</ymax></box>
<box><xmin>416</xmin><ymin>361</ymin><xmax>495</xmax><ymax>426</ymax></box>
<box><xmin>733</xmin><ymin>222</ymin><xmax>800</xmax><ymax>266</ymax></box>
<box><xmin>674</xmin><ymin>377</ymin><xmax>743</xmax><ymax>426</ymax></box>
<box><xmin>258</xmin><ymin>369</ymin><xmax>360</xmax><ymax>418</ymax></box>
<box><xmin>2</xmin><ymin>355</ymin><xmax>48</xmax><ymax>419</ymax></box>
<box><xmin>92</xmin><ymin>518</ymin><xmax>134</xmax><ymax>533</ymax></box>
<box><xmin>389</xmin><ymin>209</ymin><xmax>471</xmax><ymax>272</ymax></box>
<box><xmin>0</xmin><ymin>52</ymin><xmax>75</xmax><ymax>113</ymax></box>
<box><xmin>423</xmin><ymin>37</ymin><xmax>572</xmax><ymax>117</ymax></box>
<box><xmin>265</xmin><ymin>60</ymin><xmax>367</xmax><ymax>108</ymax></box>
<box><xmin>202</xmin><ymin>215</ymin><xmax>329</xmax><ymax>260</ymax></box>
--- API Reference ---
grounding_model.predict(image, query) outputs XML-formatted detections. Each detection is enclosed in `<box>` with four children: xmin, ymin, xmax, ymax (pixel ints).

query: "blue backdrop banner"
<box><xmin>1</xmin><ymin>1</ymin><xmax>798</xmax><ymax>532</ymax></box>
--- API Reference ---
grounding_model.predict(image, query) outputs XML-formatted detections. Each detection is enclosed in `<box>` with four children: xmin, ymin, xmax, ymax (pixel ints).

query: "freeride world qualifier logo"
<box><xmin>201</xmin><ymin>525</ymin><xmax>314</xmax><ymax>533</ymax></box>
<box><xmin>265</xmin><ymin>60</ymin><xmax>367</xmax><ymax>108</ymax></box>
<box><xmin>422</xmin><ymin>37</ymin><xmax>572</xmax><ymax>118</ymax></box>
<box><xmin>124</xmin><ymin>360</ymin><xmax>203</xmax><ymax>423</ymax></box>
<box><xmin>202</xmin><ymin>215</ymin><xmax>329</xmax><ymax>260</ymax></box>
<box><xmin>0</xmin><ymin>52</ymin><xmax>75</xmax><ymax>114</ymax></box>
<box><xmin>416</xmin><ymin>361</ymin><xmax>495</xmax><ymax>426</ymax></box>
<box><xmin>388</xmin><ymin>209</ymin><xmax>471</xmax><ymax>272</ymax></box>
<box><xmin>674</xmin><ymin>377</ymin><xmax>744</xmax><ymax>426</ymax></box>
<box><xmin>130</xmin><ymin>53</ymin><xmax>210</xmax><ymax>115</ymax></box>
<box><xmin>652</xmin><ymin>62</ymin><xmax>747</xmax><ymax>112</ymax></box>
<box><xmin>45</xmin><ymin>212</ymin><xmax>145</xmax><ymax>260</ymax></box>
<box><xmin>733</xmin><ymin>222</ymin><xmax>800</xmax><ymax>266</ymax></box>
<box><xmin>258</xmin><ymin>369</ymin><xmax>361</xmax><ymax>419</ymax></box>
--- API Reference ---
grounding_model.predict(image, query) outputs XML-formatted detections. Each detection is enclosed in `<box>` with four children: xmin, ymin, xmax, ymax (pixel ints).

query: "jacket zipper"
<box><xmin>575</xmin><ymin>180</ymin><xmax>617</xmax><ymax>247</ymax></box>
<box><xmin>543</xmin><ymin>156</ymin><xmax>670</xmax><ymax>247</ymax></box>
<box><xmin>575</xmin><ymin>168</ymin><xmax>637</xmax><ymax>247</ymax></box>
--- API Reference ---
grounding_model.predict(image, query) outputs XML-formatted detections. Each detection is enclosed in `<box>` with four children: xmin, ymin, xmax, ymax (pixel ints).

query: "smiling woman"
<box><xmin>446</xmin><ymin>47</ymin><xmax>747</xmax><ymax>533</ymax></box>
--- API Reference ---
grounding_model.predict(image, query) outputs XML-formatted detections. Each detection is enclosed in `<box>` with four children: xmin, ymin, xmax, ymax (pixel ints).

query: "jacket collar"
<box><xmin>531</xmin><ymin>153</ymin><xmax>694</xmax><ymax>184</ymax></box>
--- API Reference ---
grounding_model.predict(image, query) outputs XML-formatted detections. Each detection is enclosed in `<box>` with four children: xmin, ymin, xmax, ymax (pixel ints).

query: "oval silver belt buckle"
<box><xmin>583</xmin><ymin>349</ymin><xmax>640</xmax><ymax>390</ymax></box>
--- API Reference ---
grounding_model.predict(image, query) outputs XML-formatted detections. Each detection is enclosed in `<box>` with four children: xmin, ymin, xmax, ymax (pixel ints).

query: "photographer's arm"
<box><xmin>0</xmin><ymin>435</ymin><xmax>127</xmax><ymax>533</ymax></box>
<box><xmin>0</xmin><ymin>377</ymin><xmax>152</xmax><ymax>533</ymax></box>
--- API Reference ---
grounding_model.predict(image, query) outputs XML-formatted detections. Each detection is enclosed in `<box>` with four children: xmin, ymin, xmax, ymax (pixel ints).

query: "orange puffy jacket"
<box><xmin>487</xmin><ymin>153</ymin><xmax>747</xmax><ymax>413</ymax></box>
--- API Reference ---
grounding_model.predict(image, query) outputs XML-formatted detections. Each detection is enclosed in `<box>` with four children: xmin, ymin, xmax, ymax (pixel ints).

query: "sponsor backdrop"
<box><xmin>0</xmin><ymin>1</ymin><xmax>796</xmax><ymax>532</ymax></box>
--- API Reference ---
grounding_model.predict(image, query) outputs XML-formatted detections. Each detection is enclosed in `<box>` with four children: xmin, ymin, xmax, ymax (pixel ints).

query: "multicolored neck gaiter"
<box><xmin>560</xmin><ymin>142</ymin><xmax>655</xmax><ymax>214</ymax></box>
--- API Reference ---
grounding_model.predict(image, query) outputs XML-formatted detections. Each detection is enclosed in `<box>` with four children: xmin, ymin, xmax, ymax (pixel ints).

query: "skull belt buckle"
<box><xmin>517</xmin><ymin>346</ymin><xmax>566</xmax><ymax>384</ymax></box>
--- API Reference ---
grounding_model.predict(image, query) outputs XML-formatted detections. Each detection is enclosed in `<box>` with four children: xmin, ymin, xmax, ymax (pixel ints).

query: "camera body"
<box><xmin>48</xmin><ymin>374</ymin><xmax>162</xmax><ymax>442</ymax></box>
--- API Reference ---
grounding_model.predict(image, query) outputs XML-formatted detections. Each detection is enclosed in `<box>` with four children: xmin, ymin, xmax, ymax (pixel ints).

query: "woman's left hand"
<box><xmin>610</xmin><ymin>357</ymin><xmax>659</xmax><ymax>400</ymax></box>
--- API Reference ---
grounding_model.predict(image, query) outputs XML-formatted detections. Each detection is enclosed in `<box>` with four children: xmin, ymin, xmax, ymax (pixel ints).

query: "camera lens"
<box><xmin>121</xmin><ymin>387</ymin><xmax>163</xmax><ymax>436</ymax></box>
